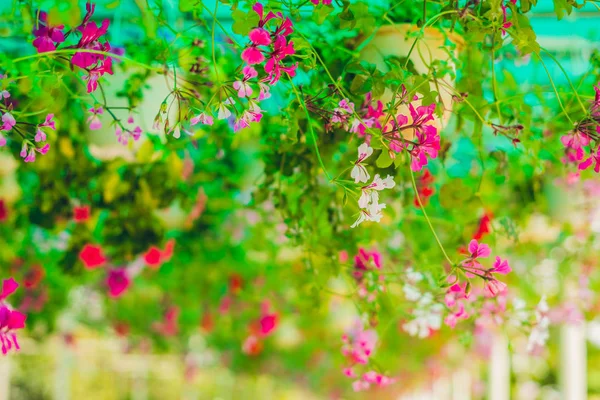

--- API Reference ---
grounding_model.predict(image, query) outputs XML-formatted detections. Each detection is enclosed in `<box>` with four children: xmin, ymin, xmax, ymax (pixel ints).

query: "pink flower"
<box><xmin>153</xmin><ymin>306</ymin><xmax>180</xmax><ymax>336</ymax></box>
<box><xmin>341</xmin><ymin>320</ymin><xmax>378</xmax><ymax>365</ymax></box>
<box><xmin>1</xmin><ymin>112</ymin><xmax>16</xmax><ymax>131</ymax></box>
<box><xmin>579</xmin><ymin>146</ymin><xmax>600</xmax><ymax>173</ymax></box>
<box><xmin>87</xmin><ymin>107</ymin><xmax>103</xmax><ymax>130</ymax></box>
<box><xmin>259</xmin><ymin>313</ymin><xmax>278</xmax><ymax>336</ymax></box>
<box><xmin>248</xmin><ymin>28</ymin><xmax>271</xmax><ymax>46</ymax></box>
<box><xmin>561</xmin><ymin>131</ymin><xmax>590</xmax><ymax>150</ymax></box>
<box><xmin>352</xmin><ymin>380</ymin><xmax>371</xmax><ymax>392</ymax></box>
<box><xmin>242</xmin><ymin>334</ymin><xmax>263</xmax><ymax>356</ymax></box>
<box><xmin>0</xmin><ymin>278</ymin><xmax>18</xmax><ymax>301</ymax></box>
<box><xmin>190</xmin><ymin>112</ymin><xmax>214</xmax><ymax>126</ymax></box>
<box><xmin>468</xmin><ymin>239</ymin><xmax>491</xmax><ymax>259</ymax></box>
<box><xmin>311</xmin><ymin>0</ymin><xmax>333</xmax><ymax>4</ymax></box>
<box><xmin>233</xmin><ymin>66</ymin><xmax>258</xmax><ymax>98</ymax></box>
<box><xmin>491</xmin><ymin>256</ymin><xmax>512</xmax><ymax>274</ymax></box>
<box><xmin>83</xmin><ymin>57</ymin><xmax>114</xmax><ymax>93</ymax></box>
<box><xmin>0</xmin><ymin>278</ymin><xmax>26</xmax><ymax>355</ymax></box>
<box><xmin>241</xmin><ymin>47</ymin><xmax>265</xmax><ymax>65</ymax></box>
<box><xmin>32</xmin><ymin>11</ymin><xmax>65</xmax><ymax>53</ymax></box>
<box><xmin>79</xmin><ymin>244</ymin><xmax>106</xmax><ymax>269</ymax></box>
<box><xmin>106</xmin><ymin>269</ymin><xmax>130</xmax><ymax>298</ymax></box>
<box><xmin>484</xmin><ymin>279</ymin><xmax>507</xmax><ymax>297</ymax></box>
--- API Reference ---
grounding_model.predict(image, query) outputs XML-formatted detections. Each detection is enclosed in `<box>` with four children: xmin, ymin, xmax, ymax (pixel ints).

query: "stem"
<box><xmin>12</xmin><ymin>49</ymin><xmax>158</xmax><ymax>72</ymax></box>
<box><xmin>491</xmin><ymin>32</ymin><xmax>502</xmax><ymax>122</ymax></box>
<box><xmin>541</xmin><ymin>48</ymin><xmax>587</xmax><ymax>114</ymax></box>
<box><xmin>211</xmin><ymin>0</ymin><xmax>220</xmax><ymax>85</ymax></box>
<box><xmin>287</xmin><ymin>76</ymin><xmax>333</xmax><ymax>182</ymax></box>
<box><xmin>534</xmin><ymin>52</ymin><xmax>574</xmax><ymax>125</ymax></box>
<box><xmin>407</xmin><ymin>155</ymin><xmax>454</xmax><ymax>267</ymax></box>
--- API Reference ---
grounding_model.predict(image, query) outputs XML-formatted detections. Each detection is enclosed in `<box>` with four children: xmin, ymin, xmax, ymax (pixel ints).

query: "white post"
<box><xmin>0</xmin><ymin>355</ymin><xmax>11</xmax><ymax>400</ymax></box>
<box><xmin>452</xmin><ymin>369</ymin><xmax>472</xmax><ymax>400</ymax></box>
<box><xmin>488</xmin><ymin>334</ymin><xmax>510</xmax><ymax>400</ymax></box>
<box><xmin>131</xmin><ymin>355</ymin><xmax>149</xmax><ymax>400</ymax></box>
<box><xmin>561</xmin><ymin>322</ymin><xmax>586</xmax><ymax>400</ymax></box>
<box><xmin>432</xmin><ymin>377</ymin><xmax>451</xmax><ymax>400</ymax></box>
<box><xmin>53</xmin><ymin>338</ymin><xmax>72</xmax><ymax>400</ymax></box>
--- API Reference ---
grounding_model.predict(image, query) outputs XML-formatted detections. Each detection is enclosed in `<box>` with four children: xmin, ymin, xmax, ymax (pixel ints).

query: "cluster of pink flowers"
<box><xmin>1</xmin><ymin>86</ymin><xmax>54</xmax><ymax>161</ymax></box>
<box><xmin>341</xmin><ymin>320</ymin><xmax>396</xmax><ymax>391</ymax></box>
<box><xmin>336</xmin><ymin>90</ymin><xmax>441</xmax><ymax>172</ymax></box>
<box><xmin>352</xmin><ymin>248</ymin><xmax>386</xmax><ymax>302</ymax></box>
<box><xmin>240</xmin><ymin>3</ymin><xmax>297</xmax><ymax>84</ymax></box>
<box><xmin>0</xmin><ymin>278</ymin><xmax>27</xmax><ymax>355</ymax></box>
<box><xmin>310</xmin><ymin>0</ymin><xmax>332</xmax><ymax>5</ymax></box>
<box><xmin>459</xmin><ymin>240</ymin><xmax>511</xmax><ymax>297</ymax></box>
<box><xmin>561</xmin><ymin>83</ymin><xmax>600</xmax><ymax>176</ymax></box>
<box><xmin>33</xmin><ymin>3</ymin><xmax>113</xmax><ymax>93</ymax></box>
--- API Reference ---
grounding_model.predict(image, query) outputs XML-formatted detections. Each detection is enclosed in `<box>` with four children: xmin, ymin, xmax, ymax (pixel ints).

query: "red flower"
<box><xmin>229</xmin><ymin>273</ymin><xmax>244</xmax><ymax>294</ymax></box>
<box><xmin>0</xmin><ymin>199</ymin><xmax>6</xmax><ymax>222</ymax></box>
<box><xmin>73</xmin><ymin>205</ymin><xmax>90</xmax><ymax>223</ymax></box>
<box><xmin>24</xmin><ymin>265</ymin><xmax>45</xmax><ymax>289</ymax></box>
<box><xmin>79</xmin><ymin>244</ymin><xmax>106</xmax><ymax>269</ymax></box>
<box><xmin>473</xmin><ymin>212</ymin><xmax>493</xmax><ymax>240</ymax></box>
<box><xmin>414</xmin><ymin>169</ymin><xmax>435</xmax><ymax>207</ymax></box>
<box><xmin>143</xmin><ymin>239</ymin><xmax>175</xmax><ymax>268</ymax></box>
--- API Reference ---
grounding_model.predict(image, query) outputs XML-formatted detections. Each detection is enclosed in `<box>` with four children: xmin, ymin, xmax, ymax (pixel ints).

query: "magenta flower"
<box><xmin>579</xmin><ymin>146</ymin><xmax>600</xmax><ymax>173</ymax></box>
<box><xmin>87</xmin><ymin>107</ymin><xmax>104</xmax><ymax>130</ymax></box>
<box><xmin>468</xmin><ymin>239</ymin><xmax>491</xmax><ymax>259</ymax></box>
<box><xmin>1</xmin><ymin>90</ymin><xmax>10</xmax><ymax>99</ymax></box>
<box><xmin>311</xmin><ymin>0</ymin><xmax>333</xmax><ymax>4</ymax></box>
<box><xmin>32</xmin><ymin>11</ymin><xmax>65</xmax><ymax>53</ymax></box>
<box><xmin>0</xmin><ymin>278</ymin><xmax>27</xmax><ymax>355</ymax></box>
<box><xmin>248</xmin><ymin>28</ymin><xmax>271</xmax><ymax>46</ymax></box>
<box><xmin>491</xmin><ymin>256</ymin><xmax>512</xmax><ymax>275</ymax></box>
<box><xmin>484</xmin><ymin>279</ymin><xmax>507</xmax><ymax>297</ymax></box>
<box><xmin>241</xmin><ymin>46</ymin><xmax>265</xmax><ymax>65</ymax></box>
<box><xmin>106</xmin><ymin>269</ymin><xmax>131</xmax><ymax>298</ymax></box>
<box><xmin>83</xmin><ymin>57</ymin><xmax>114</xmax><ymax>93</ymax></box>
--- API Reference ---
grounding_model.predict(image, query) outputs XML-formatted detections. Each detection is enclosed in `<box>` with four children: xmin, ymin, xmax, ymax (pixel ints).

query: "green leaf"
<box><xmin>231</xmin><ymin>9</ymin><xmax>259</xmax><ymax>35</ymax></box>
<box><xmin>376</xmin><ymin>150</ymin><xmax>394</xmax><ymax>168</ymax></box>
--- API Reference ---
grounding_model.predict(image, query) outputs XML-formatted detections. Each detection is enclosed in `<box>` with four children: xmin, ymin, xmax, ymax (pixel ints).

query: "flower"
<box><xmin>579</xmin><ymin>146</ymin><xmax>600</xmax><ymax>173</ymax></box>
<box><xmin>87</xmin><ymin>107</ymin><xmax>104</xmax><ymax>130</ymax></box>
<box><xmin>402</xmin><ymin>292</ymin><xmax>443</xmax><ymax>338</ymax></box>
<box><xmin>311</xmin><ymin>0</ymin><xmax>333</xmax><ymax>4</ymax></box>
<box><xmin>351</xmin><ymin>202</ymin><xmax>386</xmax><ymax>228</ymax></box>
<box><xmin>1</xmin><ymin>112</ymin><xmax>16</xmax><ymax>131</ymax></box>
<box><xmin>143</xmin><ymin>239</ymin><xmax>175</xmax><ymax>269</ymax></box>
<box><xmin>233</xmin><ymin>66</ymin><xmax>258</xmax><ymax>98</ymax></box>
<box><xmin>491</xmin><ymin>256</ymin><xmax>512</xmax><ymax>275</ymax></box>
<box><xmin>341</xmin><ymin>320</ymin><xmax>378</xmax><ymax>365</ymax></box>
<box><xmin>106</xmin><ymin>269</ymin><xmax>130</xmax><ymax>298</ymax></box>
<box><xmin>32</xmin><ymin>11</ymin><xmax>65</xmax><ymax>53</ymax></box>
<box><xmin>242</xmin><ymin>334</ymin><xmax>263</xmax><ymax>356</ymax></box>
<box><xmin>0</xmin><ymin>278</ymin><xmax>27</xmax><ymax>355</ymax></box>
<box><xmin>358</xmin><ymin>174</ymin><xmax>395</xmax><ymax>209</ymax></box>
<box><xmin>73</xmin><ymin>205</ymin><xmax>91</xmax><ymax>222</ymax></box>
<box><xmin>259</xmin><ymin>313</ymin><xmax>278</xmax><ymax>336</ymax></box>
<box><xmin>190</xmin><ymin>112</ymin><xmax>214</xmax><ymax>126</ymax></box>
<box><xmin>527</xmin><ymin>296</ymin><xmax>550</xmax><ymax>353</ymax></box>
<box><xmin>79</xmin><ymin>244</ymin><xmax>107</xmax><ymax>269</ymax></box>
<box><xmin>153</xmin><ymin>306</ymin><xmax>180</xmax><ymax>337</ymax></box>
<box><xmin>467</xmin><ymin>239</ymin><xmax>491</xmax><ymax>259</ymax></box>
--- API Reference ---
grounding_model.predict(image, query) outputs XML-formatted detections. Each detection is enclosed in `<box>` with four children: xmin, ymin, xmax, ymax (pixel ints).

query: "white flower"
<box><xmin>402</xmin><ymin>293</ymin><xmax>443</xmax><ymax>338</ymax></box>
<box><xmin>527</xmin><ymin>296</ymin><xmax>550</xmax><ymax>353</ymax></box>
<box><xmin>351</xmin><ymin>143</ymin><xmax>373</xmax><ymax>184</ymax></box>
<box><xmin>217</xmin><ymin>104</ymin><xmax>231</xmax><ymax>120</ymax></box>
<box><xmin>358</xmin><ymin>174</ymin><xmax>396</xmax><ymax>209</ymax></box>
<box><xmin>403</xmin><ymin>284</ymin><xmax>421</xmax><ymax>302</ymax></box>
<box><xmin>351</xmin><ymin>202</ymin><xmax>386</xmax><ymax>228</ymax></box>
